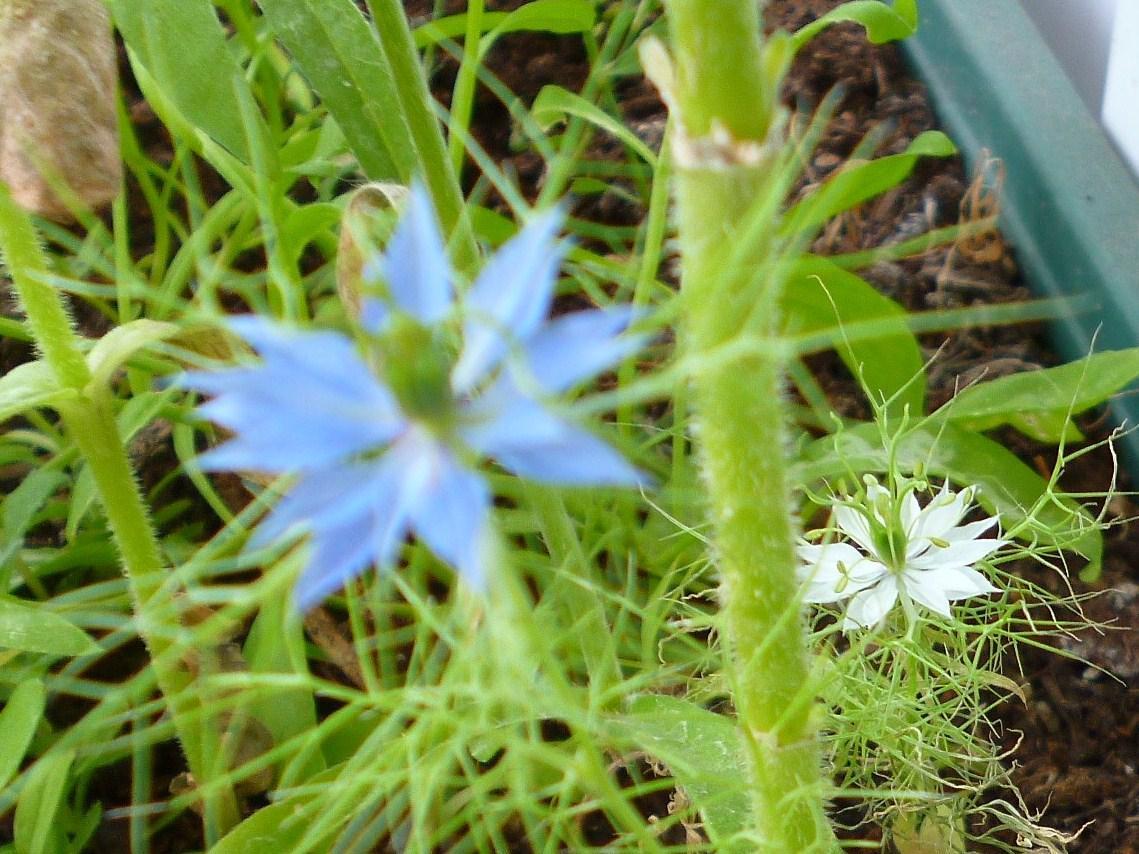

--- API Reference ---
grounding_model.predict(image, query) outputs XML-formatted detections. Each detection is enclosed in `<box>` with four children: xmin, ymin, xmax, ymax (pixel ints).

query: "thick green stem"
<box><xmin>0</xmin><ymin>186</ymin><xmax>239</xmax><ymax>835</ymax></box>
<box><xmin>665</xmin><ymin>0</ymin><xmax>772</xmax><ymax>140</ymax></box>
<box><xmin>366</xmin><ymin>0</ymin><xmax>479</xmax><ymax>274</ymax></box>
<box><xmin>660</xmin><ymin>2</ymin><xmax>835</xmax><ymax>849</ymax></box>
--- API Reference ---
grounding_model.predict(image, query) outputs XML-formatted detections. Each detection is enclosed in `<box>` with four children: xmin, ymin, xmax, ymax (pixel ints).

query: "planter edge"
<box><xmin>902</xmin><ymin>0</ymin><xmax>1139</xmax><ymax>469</ymax></box>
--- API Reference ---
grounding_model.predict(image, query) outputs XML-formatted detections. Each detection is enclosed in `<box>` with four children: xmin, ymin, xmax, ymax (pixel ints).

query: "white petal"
<box><xmin>900</xmin><ymin>491</ymin><xmax>922</xmax><ymax>536</ymax></box>
<box><xmin>843</xmin><ymin>576</ymin><xmax>899</xmax><ymax>630</ymax></box>
<box><xmin>941</xmin><ymin>516</ymin><xmax>998</xmax><ymax>544</ymax></box>
<box><xmin>907</xmin><ymin>537</ymin><xmax>1006</xmax><ymax>571</ymax></box>
<box><xmin>833</xmin><ymin>504</ymin><xmax>877</xmax><ymax>554</ymax></box>
<box><xmin>797</xmin><ymin>542</ymin><xmax>884</xmax><ymax>603</ymax></box>
<box><xmin>903</xmin><ymin>572</ymin><xmax>952</xmax><ymax>617</ymax></box>
<box><xmin>915</xmin><ymin>565</ymin><xmax>999</xmax><ymax>600</ymax></box>
<box><xmin>908</xmin><ymin>483</ymin><xmax>971</xmax><ymax>542</ymax></box>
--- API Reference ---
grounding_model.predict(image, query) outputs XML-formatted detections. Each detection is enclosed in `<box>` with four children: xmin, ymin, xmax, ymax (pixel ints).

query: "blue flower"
<box><xmin>179</xmin><ymin>185</ymin><xmax>647</xmax><ymax>611</ymax></box>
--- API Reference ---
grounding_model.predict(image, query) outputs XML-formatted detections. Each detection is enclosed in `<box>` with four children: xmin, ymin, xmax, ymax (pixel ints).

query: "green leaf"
<box><xmin>413</xmin><ymin>11</ymin><xmax>510</xmax><ymax>46</ymax></box>
<box><xmin>796</xmin><ymin>421</ymin><xmax>1103</xmax><ymax>578</ymax></box>
<box><xmin>782</xmin><ymin>131</ymin><xmax>955</xmax><ymax>234</ymax></box>
<box><xmin>110</xmin><ymin>0</ymin><xmax>259</xmax><ymax>160</ymax></box>
<box><xmin>934</xmin><ymin>348</ymin><xmax>1139</xmax><ymax>442</ymax></box>
<box><xmin>243</xmin><ymin>596</ymin><xmax>324</xmax><ymax>783</ymax></box>
<box><xmin>84</xmin><ymin>320</ymin><xmax>180</xmax><ymax>392</ymax></box>
<box><xmin>258</xmin><ymin>0</ymin><xmax>413</xmax><ymax>180</ymax></box>
<box><xmin>280</xmin><ymin>203</ymin><xmax>342</xmax><ymax>267</ymax></box>
<box><xmin>608</xmin><ymin>695</ymin><xmax>749</xmax><ymax>846</ymax></box>
<box><xmin>531</xmin><ymin>85</ymin><xmax>657</xmax><ymax>167</ymax></box>
<box><xmin>413</xmin><ymin>0</ymin><xmax>595</xmax><ymax>48</ymax></box>
<box><xmin>785</xmin><ymin>256</ymin><xmax>923</xmax><ymax>417</ymax></box>
<box><xmin>0</xmin><ymin>362</ymin><xmax>75</xmax><ymax>423</ymax></box>
<box><xmin>13</xmin><ymin>749</ymin><xmax>74</xmax><ymax>854</ymax></box>
<box><xmin>0</xmin><ymin>597</ymin><xmax>100</xmax><ymax>657</ymax></box>
<box><xmin>0</xmin><ymin>468</ymin><xmax>68</xmax><ymax>570</ymax></box>
<box><xmin>0</xmin><ymin>680</ymin><xmax>46</xmax><ymax>791</ymax></box>
<box><xmin>480</xmin><ymin>0</ymin><xmax>596</xmax><ymax>52</ymax></box>
<box><xmin>791</xmin><ymin>0</ymin><xmax>918</xmax><ymax>53</ymax></box>
<box><xmin>214</xmin><ymin>760</ymin><xmax>349</xmax><ymax>853</ymax></box>
<box><xmin>212</xmin><ymin>795</ymin><xmax>318</xmax><ymax>852</ymax></box>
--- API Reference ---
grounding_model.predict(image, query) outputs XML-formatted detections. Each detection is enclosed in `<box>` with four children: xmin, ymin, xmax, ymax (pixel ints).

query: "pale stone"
<box><xmin>0</xmin><ymin>0</ymin><xmax>121</xmax><ymax>221</ymax></box>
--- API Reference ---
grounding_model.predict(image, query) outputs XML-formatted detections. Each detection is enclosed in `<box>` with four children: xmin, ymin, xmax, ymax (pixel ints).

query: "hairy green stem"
<box><xmin>0</xmin><ymin>186</ymin><xmax>239</xmax><ymax>835</ymax></box>
<box><xmin>660</xmin><ymin>1</ymin><xmax>835</xmax><ymax>849</ymax></box>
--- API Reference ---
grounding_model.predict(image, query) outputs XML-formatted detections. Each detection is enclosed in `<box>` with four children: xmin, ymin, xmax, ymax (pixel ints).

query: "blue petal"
<box><xmin>249</xmin><ymin>461</ymin><xmax>389</xmax><ymax>551</ymax></box>
<box><xmin>280</xmin><ymin>434</ymin><xmax>442</xmax><ymax>611</ymax></box>
<box><xmin>369</xmin><ymin>183</ymin><xmax>453</xmax><ymax>327</ymax></box>
<box><xmin>226</xmin><ymin>317</ymin><xmax>392</xmax><ymax>402</ymax></box>
<box><xmin>461</xmin><ymin>382</ymin><xmax>645</xmax><ymax>486</ymax></box>
<box><xmin>408</xmin><ymin>453</ymin><xmax>491</xmax><ymax>589</ymax></box>
<box><xmin>179</xmin><ymin>320</ymin><xmax>406</xmax><ymax>472</ymax></box>
<box><xmin>292</xmin><ymin>511</ymin><xmax>395</xmax><ymax>613</ymax></box>
<box><xmin>188</xmin><ymin>387</ymin><xmax>401</xmax><ymax>473</ymax></box>
<box><xmin>451</xmin><ymin>209</ymin><xmax>566</xmax><ymax>392</ymax></box>
<box><xmin>520</xmin><ymin>307</ymin><xmax>646</xmax><ymax>393</ymax></box>
<box><xmin>360</xmin><ymin>297</ymin><xmax>390</xmax><ymax>333</ymax></box>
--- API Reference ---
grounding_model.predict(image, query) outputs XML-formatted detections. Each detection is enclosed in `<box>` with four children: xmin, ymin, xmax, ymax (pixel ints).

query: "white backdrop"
<box><xmin>1017</xmin><ymin>0</ymin><xmax>1137</xmax><ymax>178</ymax></box>
<box><xmin>1103</xmin><ymin>3</ymin><xmax>1139</xmax><ymax>176</ymax></box>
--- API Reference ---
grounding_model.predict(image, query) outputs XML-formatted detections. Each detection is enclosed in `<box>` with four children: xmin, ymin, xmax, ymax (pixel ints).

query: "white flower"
<box><xmin>797</xmin><ymin>480</ymin><xmax>1005</xmax><ymax>631</ymax></box>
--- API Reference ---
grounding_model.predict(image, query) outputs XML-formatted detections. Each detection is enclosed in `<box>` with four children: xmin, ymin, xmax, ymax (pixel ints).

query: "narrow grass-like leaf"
<box><xmin>414</xmin><ymin>1</ymin><xmax>594</xmax><ymax>49</ymax></box>
<box><xmin>785</xmin><ymin>256</ymin><xmax>923</xmax><ymax>417</ymax></box>
<box><xmin>413</xmin><ymin>11</ymin><xmax>509</xmax><ymax>46</ymax></box>
<box><xmin>480</xmin><ymin>0</ymin><xmax>596</xmax><ymax>53</ymax></box>
<box><xmin>532</xmin><ymin>85</ymin><xmax>657</xmax><ymax>167</ymax></box>
<box><xmin>12</xmin><ymin>749</ymin><xmax>74</xmax><ymax>854</ymax></box>
<box><xmin>0</xmin><ymin>469</ymin><xmax>67</xmax><ymax>570</ymax></box>
<box><xmin>0</xmin><ymin>680</ymin><xmax>46</xmax><ymax>792</ymax></box>
<box><xmin>783</xmin><ymin>130</ymin><xmax>955</xmax><ymax>235</ymax></box>
<box><xmin>933</xmin><ymin>348</ymin><xmax>1139</xmax><ymax>443</ymax></box>
<box><xmin>791</xmin><ymin>0</ymin><xmax>918</xmax><ymax>53</ymax></box>
<box><xmin>0</xmin><ymin>598</ymin><xmax>100</xmax><ymax>656</ymax></box>
<box><xmin>257</xmin><ymin>0</ymin><xmax>413</xmax><ymax>180</ymax></box>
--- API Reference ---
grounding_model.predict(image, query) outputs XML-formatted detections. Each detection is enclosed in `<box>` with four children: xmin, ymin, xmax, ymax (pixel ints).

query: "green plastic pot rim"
<box><xmin>901</xmin><ymin>0</ymin><xmax>1139</xmax><ymax>473</ymax></box>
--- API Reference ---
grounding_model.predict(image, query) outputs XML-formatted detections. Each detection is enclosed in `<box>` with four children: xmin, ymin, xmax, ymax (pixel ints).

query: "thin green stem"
<box><xmin>366</xmin><ymin>0</ymin><xmax>479</xmax><ymax>273</ymax></box>
<box><xmin>0</xmin><ymin>187</ymin><xmax>90</xmax><ymax>389</ymax></box>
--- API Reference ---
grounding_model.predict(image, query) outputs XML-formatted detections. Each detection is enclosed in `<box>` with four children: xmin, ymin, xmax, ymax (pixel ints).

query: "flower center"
<box><xmin>866</xmin><ymin>490</ymin><xmax>909</xmax><ymax>572</ymax></box>
<box><xmin>879</xmin><ymin>525</ymin><xmax>910</xmax><ymax>573</ymax></box>
<box><xmin>380</xmin><ymin>315</ymin><xmax>456</xmax><ymax>425</ymax></box>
